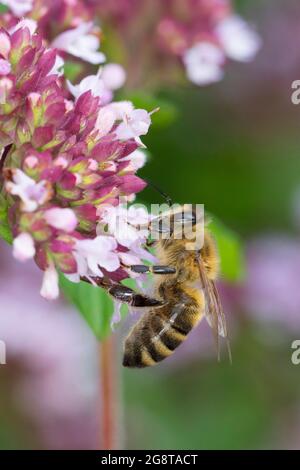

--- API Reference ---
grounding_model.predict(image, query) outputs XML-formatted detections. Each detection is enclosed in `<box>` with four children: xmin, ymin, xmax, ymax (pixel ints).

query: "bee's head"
<box><xmin>144</xmin><ymin>180</ymin><xmax>204</xmax><ymax>247</ymax></box>
<box><xmin>151</xmin><ymin>204</ymin><xmax>204</xmax><ymax>243</ymax></box>
<box><xmin>172</xmin><ymin>204</ymin><xmax>198</xmax><ymax>227</ymax></box>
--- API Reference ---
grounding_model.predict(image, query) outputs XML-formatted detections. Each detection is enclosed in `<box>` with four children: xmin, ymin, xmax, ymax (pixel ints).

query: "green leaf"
<box><xmin>0</xmin><ymin>223</ymin><xmax>12</xmax><ymax>245</ymax></box>
<box><xmin>209</xmin><ymin>217</ymin><xmax>245</xmax><ymax>282</ymax></box>
<box><xmin>60</xmin><ymin>275</ymin><xmax>114</xmax><ymax>339</ymax></box>
<box><xmin>0</xmin><ymin>195</ymin><xmax>12</xmax><ymax>244</ymax></box>
<box><xmin>0</xmin><ymin>4</ymin><xmax>9</xmax><ymax>14</ymax></box>
<box><xmin>122</xmin><ymin>91</ymin><xmax>179</xmax><ymax>128</ymax></box>
<box><xmin>60</xmin><ymin>275</ymin><xmax>129</xmax><ymax>339</ymax></box>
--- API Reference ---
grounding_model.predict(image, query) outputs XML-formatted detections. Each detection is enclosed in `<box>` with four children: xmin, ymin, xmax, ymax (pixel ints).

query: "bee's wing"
<box><xmin>197</xmin><ymin>257</ymin><xmax>232</xmax><ymax>362</ymax></box>
<box><xmin>206</xmin><ymin>281</ymin><xmax>227</xmax><ymax>338</ymax></box>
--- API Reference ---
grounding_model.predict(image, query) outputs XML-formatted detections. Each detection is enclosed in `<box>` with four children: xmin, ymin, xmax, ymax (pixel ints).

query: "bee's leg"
<box><xmin>81</xmin><ymin>276</ymin><xmax>164</xmax><ymax>307</ymax></box>
<box><xmin>109</xmin><ymin>284</ymin><xmax>164</xmax><ymax>307</ymax></box>
<box><xmin>129</xmin><ymin>265</ymin><xmax>176</xmax><ymax>275</ymax></box>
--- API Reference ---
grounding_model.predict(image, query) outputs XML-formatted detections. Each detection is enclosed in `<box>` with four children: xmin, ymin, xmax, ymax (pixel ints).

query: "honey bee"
<box><xmin>123</xmin><ymin>205</ymin><xmax>231</xmax><ymax>368</ymax></box>
<box><xmin>82</xmin><ymin>202</ymin><xmax>231</xmax><ymax>368</ymax></box>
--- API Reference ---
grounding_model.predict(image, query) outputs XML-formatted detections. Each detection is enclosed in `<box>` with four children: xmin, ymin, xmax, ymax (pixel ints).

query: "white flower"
<box><xmin>44</xmin><ymin>208</ymin><xmax>78</xmax><ymax>233</ymax></box>
<box><xmin>183</xmin><ymin>42</ymin><xmax>224</xmax><ymax>86</ymax></box>
<box><xmin>118</xmin><ymin>251</ymin><xmax>145</xmax><ymax>280</ymax></box>
<box><xmin>129</xmin><ymin>239</ymin><xmax>157</xmax><ymax>264</ymax></box>
<box><xmin>40</xmin><ymin>264</ymin><xmax>59</xmax><ymax>300</ymax></box>
<box><xmin>49</xmin><ymin>54</ymin><xmax>64</xmax><ymax>77</ymax></box>
<box><xmin>73</xmin><ymin>236</ymin><xmax>120</xmax><ymax>279</ymax></box>
<box><xmin>10</xmin><ymin>19</ymin><xmax>37</xmax><ymax>35</ymax></box>
<box><xmin>67</xmin><ymin>69</ymin><xmax>106</xmax><ymax>100</ymax></box>
<box><xmin>68</xmin><ymin>63</ymin><xmax>125</xmax><ymax>103</ymax></box>
<box><xmin>52</xmin><ymin>22</ymin><xmax>106</xmax><ymax>65</ymax></box>
<box><xmin>101</xmin><ymin>63</ymin><xmax>126</xmax><ymax>91</ymax></box>
<box><xmin>116</xmin><ymin>109</ymin><xmax>152</xmax><ymax>146</ymax></box>
<box><xmin>5</xmin><ymin>169</ymin><xmax>52</xmax><ymax>212</ymax></box>
<box><xmin>94</xmin><ymin>101</ymin><xmax>135</xmax><ymax>138</ymax></box>
<box><xmin>106</xmin><ymin>101</ymin><xmax>134</xmax><ymax>120</ymax></box>
<box><xmin>1</xmin><ymin>0</ymin><xmax>33</xmax><ymax>17</ymax></box>
<box><xmin>95</xmin><ymin>106</ymin><xmax>116</xmax><ymax>138</ymax></box>
<box><xmin>99</xmin><ymin>205</ymin><xmax>149</xmax><ymax>248</ymax></box>
<box><xmin>13</xmin><ymin>233</ymin><xmax>36</xmax><ymax>262</ymax></box>
<box><xmin>215</xmin><ymin>15</ymin><xmax>261</xmax><ymax>62</ymax></box>
<box><xmin>119</xmin><ymin>149</ymin><xmax>147</xmax><ymax>171</ymax></box>
<box><xmin>119</xmin><ymin>251</ymin><xmax>142</xmax><ymax>267</ymax></box>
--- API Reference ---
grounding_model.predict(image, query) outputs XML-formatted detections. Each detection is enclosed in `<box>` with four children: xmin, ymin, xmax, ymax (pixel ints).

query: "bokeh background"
<box><xmin>2</xmin><ymin>0</ymin><xmax>300</xmax><ymax>449</ymax></box>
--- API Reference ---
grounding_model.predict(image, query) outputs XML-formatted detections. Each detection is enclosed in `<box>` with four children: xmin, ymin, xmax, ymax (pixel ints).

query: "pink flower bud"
<box><xmin>28</xmin><ymin>92</ymin><xmax>41</xmax><ymax>107</ymax></box>
<box><xmin>64</xmin><ymin>99</ymin><xmax>74</xmax><ymax>112</ymax></box>
<box><xmin>13</xmin><ymin>233</ymin><xmax>36</xmax><ymax>261</ymax></box>
<box><xmin>119</xmin><ymin>174</ymin><xmax>147</xmax><ymax>195</ymax></box>
<box><xmin>0</xmin><ymin>77</ymin><xmax>13</xmax><ymax>104</ymax></box>
<box><xmin>0</xmin><ymin>32</ymin><xmax>11</xmax><ymax>59</ymax></box>
<box><xmin>24</xmin><ymin>155</ymin><xmax>39</xmax><ymax>169</ymax></box>
<box><xmin>88</xmin><ymin>159</ymin><xmax>98</xmax><ymax>171</ymax></box>
<box><xmin>54</xmin><ymin>157</ymin><xmax>68</xmax><ymax>169</ymax></box>
<box><xmin>44</xmin><ymin>208</ymin><xmax>78</xmax><ymax>232</ymax></box>
<box><xmin>40</xmin><ymin>264</ymin><xmax>59</xmax><ymax>300</ymax></box>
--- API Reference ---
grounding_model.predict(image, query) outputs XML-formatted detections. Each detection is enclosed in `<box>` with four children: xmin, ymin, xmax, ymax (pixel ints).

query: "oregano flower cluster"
<box><xmin>0</xmin><ymin>22</ymin><xmax>152</xmax><ymax>300</ymax></box>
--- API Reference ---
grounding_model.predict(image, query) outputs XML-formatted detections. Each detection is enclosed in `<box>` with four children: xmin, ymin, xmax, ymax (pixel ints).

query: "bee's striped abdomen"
<box><xmin>123</xmin><ymin>291</ymin><xmax>203</xmax><ymax>368</ymax></box>
<box><xmin>123</xmin><ymin>309</ymin><xmax>169</xmax><ymax>368</ymax></box>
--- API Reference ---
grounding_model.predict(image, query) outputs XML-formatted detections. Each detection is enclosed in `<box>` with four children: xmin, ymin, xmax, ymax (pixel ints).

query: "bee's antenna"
<box><xmin>143</xmin><ymin>178</ymin><xmax>173</xmax><ymax>206</ymax></box>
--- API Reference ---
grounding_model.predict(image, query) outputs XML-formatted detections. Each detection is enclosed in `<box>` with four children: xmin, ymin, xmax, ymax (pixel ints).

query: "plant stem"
<box><xmin>99</xmin><ymin>334</ymin><xmax>123</xmax><ymax>450</ymax></box>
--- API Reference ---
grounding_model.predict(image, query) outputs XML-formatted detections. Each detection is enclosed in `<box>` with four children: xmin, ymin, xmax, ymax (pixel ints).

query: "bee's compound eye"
<box><xmin>174</xmin><ymin>212</ymin><xmax>197</xmax><ymax>225</ymax></box>
<box><xmin>151</xmin><ymin>217</ymin><xmax>173</xmax><ymax>233</ymax></box>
